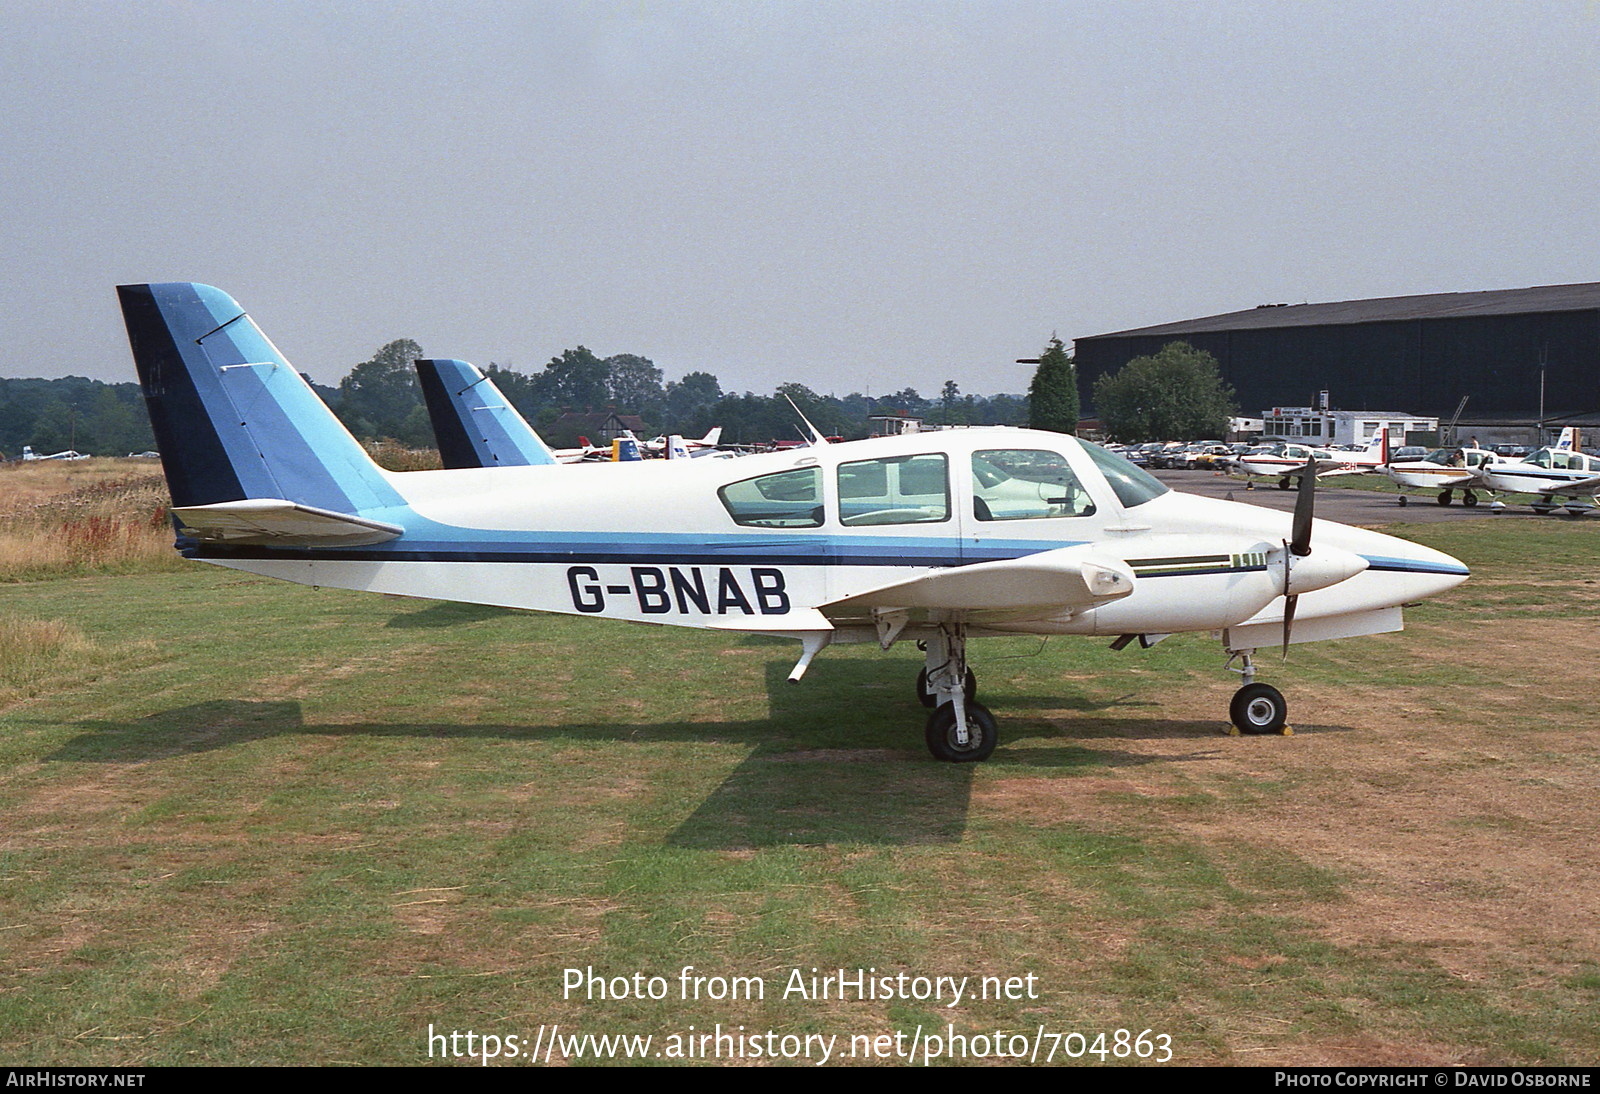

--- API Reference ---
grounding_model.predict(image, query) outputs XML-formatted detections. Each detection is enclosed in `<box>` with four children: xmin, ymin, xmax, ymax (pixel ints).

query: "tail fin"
<box><xmin>1357</xmin><ymin>425</ymin><xmax>1386</xmax><ymax>462</ymax></box>
<box><xmin>117</xmin><ymin>283</ymin><xmax>401</xmax><ymax>515</ymax></box>
<box><xmin>612</xmin><ymin>435</ymin><xmax>641</xmax><ymax>461</ymax></box>
<box><xmin>415</xmin><ymin>359</ymin><xmax>558</xmax><ymax>469</ymax></box>
<box><xmin>1556</xmin><ymin>427</ymin><xmax>1578</xmax><ymax>451</ymax></box>
<box><xmin>699</xmin><ymin>426</ymin><xmax>723</xmax><ymax>447</ymax></box>
<box><xmin>666</xmin><ymin>434</ymin><xmax>690</xmax><ymax>460</ymax></box>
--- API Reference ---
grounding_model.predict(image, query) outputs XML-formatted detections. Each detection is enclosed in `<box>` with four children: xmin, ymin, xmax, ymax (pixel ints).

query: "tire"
<box><xmin>1229</xmin><ymin>683</ymin><xmax>1287</xmax><ymax>735</ymax></box>
<box><xmin>916</xmin><ymin>666</ymin><xmax>977</xmax><ymax>709</ymax></box>
<box><xmin>924</xmin><ymin>702</ymin><xmax>998</xmax><ymax>762</ymax></box>
<box><xmin>1276</xmin><ymin>478</ymin><xmax>1291</xmax><ymax>491</ymax></box>
<box><xmin>1462</xmin><ymin>491</ymin><xmax>1478</xmax><ymax>508</ymax></box>
<box><xmin>1397</xmin><ymin>494</ymin><xmax>1408</xmax><ymax>507</ymax></box>
<box><xmin>1436</xmin><ymin>490</ymin><xmax>1453</xmax><ymax>506</ymax></box>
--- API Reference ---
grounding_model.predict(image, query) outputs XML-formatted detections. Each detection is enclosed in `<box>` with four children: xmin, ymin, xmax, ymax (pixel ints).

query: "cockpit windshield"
<box><xmin>1078</xmin><ymin>439</ymin><xmax>1171</xmax><ymax>508</ymax></box>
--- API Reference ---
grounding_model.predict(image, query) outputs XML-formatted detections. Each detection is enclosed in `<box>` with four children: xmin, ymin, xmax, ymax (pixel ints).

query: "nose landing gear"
<box><xmin>1224</xmin><ymin>649</ymin><xmax>1291</xmax><ymax>735</ymax></box>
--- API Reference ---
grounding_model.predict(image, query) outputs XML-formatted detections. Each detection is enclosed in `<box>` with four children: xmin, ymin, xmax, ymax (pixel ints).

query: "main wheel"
<box><xmin>1436</xmin><ymin>490</ymin><xmax>1453</xmax><ymax>506</ymax></box>
<box><xmin>1277</xmin><ymin>477</ymin><xmax>1291</xmax><ymax>491</ymax></box>
<box><xmin>924</xmin><ymin>702</ymin><xmax>998</xmax><ymax>762</ymax></box>
<box><xmin>916</xmin><ymin>666</ymin><xmax>977</xmax><ymax>708</ymax></box>
<box><xmin>1229</xmin><ymin>683</ymin><xmax>1287</xmax><ymax>735</ymax></box>
<box><xmin>1463</xmin><ymin>491</ymin><xmax>1479</xmax><ymax>507</ymax></box>
<box><xmin>1397</xmin><ymin>494</ymin><xmax>1409</xmax><ymax>507</ymax></box>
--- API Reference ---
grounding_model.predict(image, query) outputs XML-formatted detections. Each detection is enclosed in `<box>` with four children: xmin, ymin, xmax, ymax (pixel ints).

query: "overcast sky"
<box><xmin>3</xmin><ymin>1</ymin><xmax>1596</xmax><ymax>396</ymax></box>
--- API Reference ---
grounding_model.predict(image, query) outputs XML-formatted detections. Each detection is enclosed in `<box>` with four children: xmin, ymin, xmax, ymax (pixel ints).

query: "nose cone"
<box><xmin>1312</xmin><ymin>522</ymin><xmax>1469</xmax><ymax>610</ymax></box>
<box><xmin>1362</xmin><ymin>536</ymin><xmax>1470</xmax><ymax>601</ymax></box>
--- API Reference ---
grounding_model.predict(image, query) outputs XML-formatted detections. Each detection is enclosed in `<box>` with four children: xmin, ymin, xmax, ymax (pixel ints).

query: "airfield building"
<box><xmin>1074</xmin><ymin>283</ymin><xmax>1600</xmax><ymax>437</ymax></box>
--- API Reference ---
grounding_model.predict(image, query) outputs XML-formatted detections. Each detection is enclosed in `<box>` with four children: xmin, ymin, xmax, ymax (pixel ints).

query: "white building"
<box><xmin>1261</xmin><ymin>407</ymin><xmax>1438</xmax><ymax>446</ymax></box>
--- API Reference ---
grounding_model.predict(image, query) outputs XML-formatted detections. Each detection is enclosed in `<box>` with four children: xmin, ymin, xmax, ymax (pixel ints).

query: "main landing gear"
<box><xmin>1436</xmin><ymin>489</ymin><xmax>1480</xmax><ymax>507</ymax></box>
<box><xmin>1224</xmin><ymin>650</ymin><xmax>1289</xmax><ymax>734</ymax></box>
<box><xmin>917</xmin><ymin>626</ymin><xmax>996</xmax><ymax>762</ymax></box>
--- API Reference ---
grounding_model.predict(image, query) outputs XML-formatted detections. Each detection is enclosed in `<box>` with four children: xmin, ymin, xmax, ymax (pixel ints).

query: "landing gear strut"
<box><xmin>919</xmin><ymin>625</ymin><xmax>997</xmax><ymax>762</ymax></box>
<box><xmin>1224</xmin><ymin>649</ymin><xmax>1289</xmax><ymax>735</ymax></box>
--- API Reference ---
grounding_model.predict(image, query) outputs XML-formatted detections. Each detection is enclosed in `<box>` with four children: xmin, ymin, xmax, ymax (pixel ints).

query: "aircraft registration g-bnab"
<box><xmin>119</xmin><ymin>283</ymin><xmax>1470</xmax><ymax>762</ymax></box>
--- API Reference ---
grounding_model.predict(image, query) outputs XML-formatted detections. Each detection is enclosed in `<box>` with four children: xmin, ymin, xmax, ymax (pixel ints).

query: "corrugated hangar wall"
<box><xmin>1074</xmin><ymin>307</ymin><xmax>1600</xmax><ymax>420</ymax></box>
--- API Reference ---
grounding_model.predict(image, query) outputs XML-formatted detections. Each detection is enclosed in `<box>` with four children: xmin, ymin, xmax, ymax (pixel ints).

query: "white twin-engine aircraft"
<box><xmin>119</xmin><ymin>284</ymin><xmax>1470</xmax><ymax>762</ymax></box>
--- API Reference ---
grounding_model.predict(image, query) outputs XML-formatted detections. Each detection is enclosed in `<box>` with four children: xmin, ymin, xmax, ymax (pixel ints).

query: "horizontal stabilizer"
<box><xmin>170</xmin><ymin>499</ymin><xmax>404</xmax><ymax>546</ymax></box>
<box><xmin>822</xmin><ymin>552</ymin><xmax>1135</xmax><ymax>617</ymax></box>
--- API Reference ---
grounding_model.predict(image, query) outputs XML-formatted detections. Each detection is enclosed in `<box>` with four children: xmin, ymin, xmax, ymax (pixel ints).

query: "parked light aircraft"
<box><xmin>641</xmin><ymin>427</ymin><xmax>723</xmax><ymax>458</ymax></box>
<box><xmin>1229</xmin><ymin>441</ymin><xmax>1349</xmax><ymax>489</ymax></box>
<box><xmin>21</xmin><ymin>446</ymin><xmax>88</xmax><ymax>461</ymax></box>
<box><xmin>1476</xmin><ymin>429</ymin><xmax>1600</xmax><ymax>514</ymax></box>
<box><xmin>1377</xmin><ymin>433</ymin><xmax>1496</xmax><ymax>508</ymax></box>
<box><xmin>1232</xmin><ymin>428</ymin><xmax>1392</xmax><ymax>490</ymax></box>
<box><xmin>119</xmin><ymin>284</ymin><xmax>1470</xmax><ymax>760</ymax></box>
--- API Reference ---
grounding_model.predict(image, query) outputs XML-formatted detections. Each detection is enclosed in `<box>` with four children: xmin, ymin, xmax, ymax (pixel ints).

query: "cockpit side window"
<box><xmin>971</xmin><ymin>450</ymin><xmax>1095</xmax><ymax>521</ymax></box>
<box><xmin>718</xmin><ymin>467</ymin><xmax>823</xmax><ymax>527</ymax></box>
<box><xmin>1080</xmin><ymin>440</ymin><xmax>1170</xmax><ymax>508</ymax></box>
<box><xmin>836</xmin><ymin>454</ymin><xmax>949</xmax><ymax>526</ymax></box>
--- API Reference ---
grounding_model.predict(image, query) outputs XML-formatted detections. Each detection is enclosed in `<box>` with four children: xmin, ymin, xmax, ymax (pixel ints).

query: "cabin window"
<box><xmin>836</xmin><ymin>454</ymin><xmax>949</xmax><ymax>526</ymax></box>
<box><xmin>972</xmin><ymin>450</ymin><xmax>1096</xmax><ymax>521</ymax></box>
<box><xmin>718</xmin><ymin>467</ymin><xmax>823</xmax><ymax>527</ymax></box>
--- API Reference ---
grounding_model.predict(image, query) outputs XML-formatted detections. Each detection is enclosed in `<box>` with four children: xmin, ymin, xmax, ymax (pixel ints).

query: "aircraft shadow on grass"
<box><xmin>382</xmin><ymin>601</ymin><xmax>519</xmax><ymax>628</ymax></box>
<box><xmin>42</xmin><ymin>656</ymin><xmax>1346</xmax><ymax>847</ymax></box>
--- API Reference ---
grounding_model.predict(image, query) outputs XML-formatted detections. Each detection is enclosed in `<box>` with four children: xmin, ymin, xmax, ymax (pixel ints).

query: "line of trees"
<box><xmin>0</xmin><ymin>344</ymin><xmax>1031</xmax><ymax>457</ymax></box>
<box><xmin>0</xmin><ymin>377</ymin><xmax>156</xmax><ymax>457</ymax></box>
<box><xmin>0</xmin><ymin>337</ymin><xmax>1237</xmax><ymax>458</ymax></box>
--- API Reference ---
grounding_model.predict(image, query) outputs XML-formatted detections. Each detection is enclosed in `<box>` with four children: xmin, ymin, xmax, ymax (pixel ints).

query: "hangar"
<box><xmin>1074</xmin><ymin>283</ymin><xmax>1600</xmax><ymax>429</ymax></box>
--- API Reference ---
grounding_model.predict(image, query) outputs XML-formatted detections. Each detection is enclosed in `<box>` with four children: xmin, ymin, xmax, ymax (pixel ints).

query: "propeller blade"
<box><xmin>1290</xmin><ymin>456</ymin><xmax>1316</xmax><ymax>556</ymax></box>
<box><xmin>1282</xmin><ymin>592</ymin><xmax>1298</xmax><ymax>658</ymax></box>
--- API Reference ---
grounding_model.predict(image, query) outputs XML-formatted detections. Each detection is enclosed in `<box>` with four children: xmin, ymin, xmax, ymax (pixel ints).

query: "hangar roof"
<box><xmin>1083</xmin><ymin>282</ymin><xmax>1600</xmax><ymax>340</ymax></box>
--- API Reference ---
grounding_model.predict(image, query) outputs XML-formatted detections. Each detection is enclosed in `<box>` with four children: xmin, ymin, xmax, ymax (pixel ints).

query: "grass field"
<box><xmin>2</xmin><ymin>471</ymin><xmax>1598</xmax><ymax>1065</ymax></box>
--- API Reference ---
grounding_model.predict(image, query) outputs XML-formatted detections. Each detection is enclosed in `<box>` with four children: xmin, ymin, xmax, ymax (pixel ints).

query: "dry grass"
<box><xmin>0</xmin><ymin>460</ymin><xmax>182</xmax><ymax>581</ymax></box>
<box><xmin>364</xmin><ymin>442</ymin><xmax>442</xmax><ymax>471</ymax></box>
<box><xmin>0</xmin><ymin>614</ymin><xmax>101</xmax><ymax>706</ymax></box>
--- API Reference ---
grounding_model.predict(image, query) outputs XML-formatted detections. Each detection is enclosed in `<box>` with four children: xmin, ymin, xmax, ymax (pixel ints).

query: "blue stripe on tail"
<box><xmin>118</xmin><ymin>283</ymin><xmax>403</xmax><ymax>514</ymax></box>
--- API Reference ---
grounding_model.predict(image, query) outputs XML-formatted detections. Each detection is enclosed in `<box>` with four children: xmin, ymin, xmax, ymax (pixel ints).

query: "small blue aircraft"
<box><xmin>119</xmin><ymin>283</ymin><xmax>1470</xmax><ymax>761</ymax></box>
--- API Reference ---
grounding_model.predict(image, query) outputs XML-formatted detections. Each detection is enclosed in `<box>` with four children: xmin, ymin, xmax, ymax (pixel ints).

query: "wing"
<box><xmin>1535</xmin><ymin>475</ymin><xmax>1600</xmax><ymax>497</ymax></box>
<box><xmin>171</xmin><ymin>499</ymin><xmax>403</xmax><ymax>546</ymax></box>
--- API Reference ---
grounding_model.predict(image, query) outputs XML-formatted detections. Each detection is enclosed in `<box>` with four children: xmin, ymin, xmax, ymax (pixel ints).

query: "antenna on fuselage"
<box><xmin>784</xmin><ymin>394</ymin><xmax>830</xmax><ymax>447</ymax></box>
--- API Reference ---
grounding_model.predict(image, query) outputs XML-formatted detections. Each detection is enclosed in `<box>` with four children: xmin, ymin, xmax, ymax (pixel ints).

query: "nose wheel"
<box><xmin>1229</xmin><ymin>682</ymin><xmax>1288</xmax><ymax>734</ymax></box>
<box><xmin>1224</xmin><ymin>648</ymin><xmax>1291</xmax><ymax>735</ymax></box>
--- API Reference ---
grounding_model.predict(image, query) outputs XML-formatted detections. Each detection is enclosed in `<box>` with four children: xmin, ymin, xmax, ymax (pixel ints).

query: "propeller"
<box><xmin>1282</xmin><ymin>456</ymin><xmax>1317</xmax><ymax>657</ymax></box>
